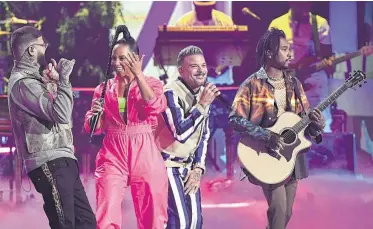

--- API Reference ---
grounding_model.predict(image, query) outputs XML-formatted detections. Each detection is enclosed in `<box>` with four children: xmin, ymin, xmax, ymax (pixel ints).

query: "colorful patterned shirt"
<box><xmin>229</xmin><ymin>67</ymin><xmax>323</xmax><ymax>181</ymax></box>
<box><xmin>228</xmin><ymin>67</ymin><xmax>321</xmax><ymax>144</ymax></box>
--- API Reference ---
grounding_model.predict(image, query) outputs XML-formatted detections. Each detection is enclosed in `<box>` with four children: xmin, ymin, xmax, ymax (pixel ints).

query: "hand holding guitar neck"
<box><xmin>308</xmin><ymin>108</ymin><xmax>326</xmax><ymax>130</ymax></box>
<box><xmin>292</xmin><ymin>44</ymin><xmax>373</xmax><ymax>87</ymax></box>
<box><xmin>318</xmin><ymin>44</ymin><xmax>373</xmax><ymax>70</ymax></box>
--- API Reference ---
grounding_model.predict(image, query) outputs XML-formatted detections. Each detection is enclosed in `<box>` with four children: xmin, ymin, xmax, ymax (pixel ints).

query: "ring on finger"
<box><xmin>133</xmin><ymin>53</ymin><xmax>139</xmax><ymax>61</ymax></box>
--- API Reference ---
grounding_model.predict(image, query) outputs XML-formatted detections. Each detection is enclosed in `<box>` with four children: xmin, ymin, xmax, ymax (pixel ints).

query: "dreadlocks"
<box><xmin>256</xmin><ymin>28</ymin><xmax>286</xmax><ymax>68</ymax></box>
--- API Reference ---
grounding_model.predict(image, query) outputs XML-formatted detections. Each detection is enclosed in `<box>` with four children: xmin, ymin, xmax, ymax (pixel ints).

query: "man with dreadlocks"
<box><xmin>84</xmin><ymin>25</ymin><xmax>168</xmax><ymax>229</ymax></box>
<box><xmin>229</xmin><ymin>28</ymin><xmax>326</xmax><ymax>229</ymax></box>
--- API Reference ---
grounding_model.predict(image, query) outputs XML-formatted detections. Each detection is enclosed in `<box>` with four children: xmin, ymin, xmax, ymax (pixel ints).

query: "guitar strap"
<box><xmin>311</xmin><ymin>14</ymin><xmax>321</xmax><ymax>58</ymax></box>
<box><xmin>292</xmin><ymin>77</ymin><xmax>307</xmax><ymax>116</ymax></box>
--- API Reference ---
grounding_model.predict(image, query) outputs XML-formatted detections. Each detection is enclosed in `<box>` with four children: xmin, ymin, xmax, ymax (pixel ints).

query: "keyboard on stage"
<box><xmin>154</xmin><ymin>25</ymin><xmax>251</xmax><ymax>68</ymax></box>
<box><xmin>157</xmin><ymin>25</ymin><xmax>248</xmax><ymax>32</ymax></box>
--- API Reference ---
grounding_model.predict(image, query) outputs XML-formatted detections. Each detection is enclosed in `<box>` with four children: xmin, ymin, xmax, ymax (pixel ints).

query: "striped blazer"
<box><xmin>155</xmin><ymin>78</ymin><xmax>210</xmax><ymax>172</ymax></box>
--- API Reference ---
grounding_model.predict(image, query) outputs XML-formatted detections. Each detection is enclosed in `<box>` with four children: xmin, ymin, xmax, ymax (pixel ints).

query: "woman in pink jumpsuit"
<box><xmin>84</xmin><ymin>25</ymin><xmax>168</xmax><ymax>229</ymax></box>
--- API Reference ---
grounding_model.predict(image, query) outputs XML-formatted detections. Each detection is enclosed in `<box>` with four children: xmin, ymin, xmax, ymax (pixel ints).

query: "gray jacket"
<box><xmin>8</xmin><ymin>61</ymin><xmax>76</xmax><ymax>173</ymax></box>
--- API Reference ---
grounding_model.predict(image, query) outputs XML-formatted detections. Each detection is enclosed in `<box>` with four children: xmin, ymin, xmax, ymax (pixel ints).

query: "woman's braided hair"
<box><xmin>100</xmin><ymin>25</ymin><xmax>139</xmax><ymax>100</ymax></box>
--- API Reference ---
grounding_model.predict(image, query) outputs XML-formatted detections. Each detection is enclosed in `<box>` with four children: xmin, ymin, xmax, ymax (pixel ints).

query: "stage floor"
<box><xmin>1</xmin><ymin>166</ymin><xmax>373</xmax><ymax>229</ymax></box>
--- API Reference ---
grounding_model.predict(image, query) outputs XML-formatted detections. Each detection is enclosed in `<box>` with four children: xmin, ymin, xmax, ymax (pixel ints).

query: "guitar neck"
<box><xmin>293</xmin><ymin>83</ymin><xmax>349</xmax><ymax>133</ymax></box>
<box><xmin>317</xmin><ymin>84</ymin><xmax>349</xmax><ymax>112</ymax></box>
<box><xmin>315</xmin><ymin>51</ymin><xmax>361</xmax><ymax>72</ymax></box>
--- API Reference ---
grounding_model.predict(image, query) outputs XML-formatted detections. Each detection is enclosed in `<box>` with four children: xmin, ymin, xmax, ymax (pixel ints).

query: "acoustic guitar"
<box><xmin>237</xmin><ymin>70</ymin><xmax>367</xmax><ymax>186</ymax></box>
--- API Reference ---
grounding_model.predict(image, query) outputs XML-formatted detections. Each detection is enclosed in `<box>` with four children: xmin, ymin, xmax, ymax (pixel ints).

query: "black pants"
<box><xmin>28</xmin><ymin>157</ymin><xmax>96</xmax><ymax>229</ymax></box>
<box><xmin>262</xmin><ymin>177</ymin><xmax>298</xmax><ymax>229</ymax></box>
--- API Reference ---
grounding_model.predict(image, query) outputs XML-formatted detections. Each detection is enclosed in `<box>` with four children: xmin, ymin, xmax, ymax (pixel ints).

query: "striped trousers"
<box><xmin>166</xmin><ymin>167</ymin><xmax>203</xmax><ymax>229</ymax></box>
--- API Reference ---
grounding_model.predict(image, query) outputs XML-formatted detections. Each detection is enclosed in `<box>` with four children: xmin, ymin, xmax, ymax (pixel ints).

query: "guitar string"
<box><xmin>280</xmin><ymin>77</ymin><xmax>360</xmax><ymax>143</ymax></box>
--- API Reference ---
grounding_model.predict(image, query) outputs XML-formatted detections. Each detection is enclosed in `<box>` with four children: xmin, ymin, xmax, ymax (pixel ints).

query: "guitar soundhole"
<box><xmin>280</xmin><ymin>129</ymin><xmax>297</xmax><ymax>145</ymax></box>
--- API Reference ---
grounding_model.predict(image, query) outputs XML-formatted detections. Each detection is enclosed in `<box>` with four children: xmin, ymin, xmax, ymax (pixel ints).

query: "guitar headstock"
<box><xmin>346</xmin><ymin>70</ymin><xmax>367</xmax><ymax>89</ymax></box>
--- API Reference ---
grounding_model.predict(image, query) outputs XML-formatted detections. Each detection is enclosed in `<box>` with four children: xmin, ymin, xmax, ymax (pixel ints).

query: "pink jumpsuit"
<box><xmin>84</xmin><ymin>76</ymin><xmax>168</xmax><ymax>229</ymax></box>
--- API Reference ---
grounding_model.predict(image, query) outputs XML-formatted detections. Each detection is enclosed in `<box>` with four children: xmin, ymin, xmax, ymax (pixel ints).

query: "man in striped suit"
<box><xmin>155</xmin><ymin>45</ymin><xmax>220</xmax><ymax>229</ymax></box>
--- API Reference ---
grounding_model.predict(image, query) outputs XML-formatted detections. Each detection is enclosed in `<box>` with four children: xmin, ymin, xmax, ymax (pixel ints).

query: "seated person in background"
<box><xmin>268</xmin><ymin>2</ymin><xmax>333</xmax><ymax>132</ymax></box>
<box><xmin>176</xmin><ymin>1</ymin><xmax>234</xmax><ymax>26</ymax></box>
<box><xmin>176</xmin><ymin>1</ymin><xmax>235</xmax><ymax>85</ymax></box>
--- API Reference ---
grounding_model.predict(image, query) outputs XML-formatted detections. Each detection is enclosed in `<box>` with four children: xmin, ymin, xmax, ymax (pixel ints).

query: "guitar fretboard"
<box><xmin>292</xmin><ymin>83</ymin><xmax>349</xmax><ymax>133</ymax></box>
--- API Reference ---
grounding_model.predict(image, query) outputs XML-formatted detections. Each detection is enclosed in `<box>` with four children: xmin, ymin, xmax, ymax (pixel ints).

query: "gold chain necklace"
<box><xmin>268</xmin><ymin>76</ymin><xmax>284</xmax><ymax>81</ymax></box>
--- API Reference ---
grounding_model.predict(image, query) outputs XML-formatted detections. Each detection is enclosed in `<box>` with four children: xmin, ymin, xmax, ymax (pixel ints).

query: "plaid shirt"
<box><xmin>229</xmin><ymin>67</ymin><xmax>322</xmax><ymax>180</ymax></box>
